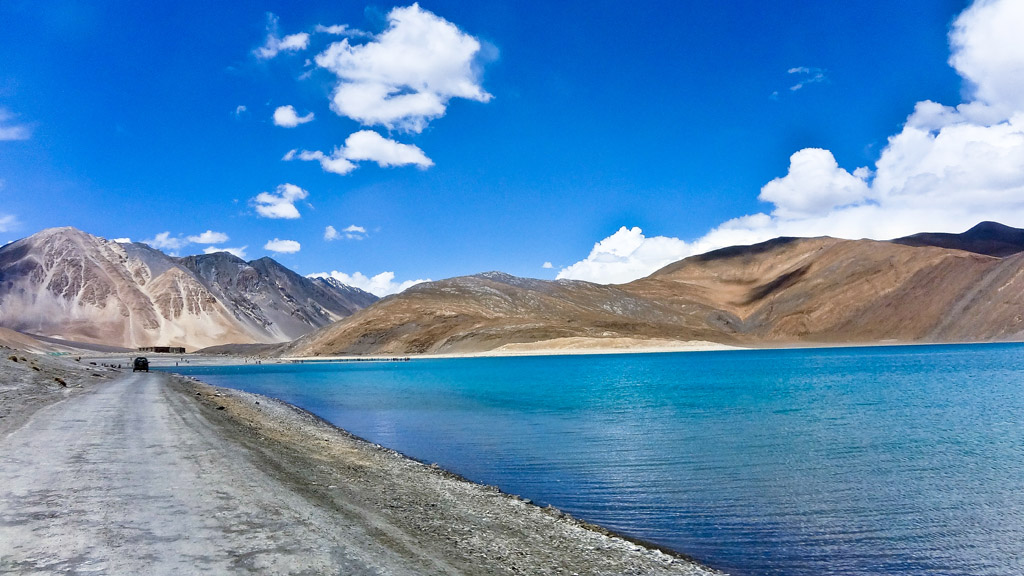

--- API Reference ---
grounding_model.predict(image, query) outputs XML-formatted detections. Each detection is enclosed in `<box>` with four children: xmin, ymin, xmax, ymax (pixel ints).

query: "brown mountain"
<box><xmin>0</xmin><ymin>227</ymin><xmax>377</xmax><ymax>349</ymax></box>
<box><xmin>286</xmin><ymin>271</ymin><xmax>732</xmax><ymax>356</ymax></box>
<box><xmin>288</xmin><ymin>225</ymin><xmax>1024</xmax><ymax>357</ymax></box>
<box><xmin>892</xmin><ymin>221</ymin><xmax>1024</xmax><ymax>257</ymax></box>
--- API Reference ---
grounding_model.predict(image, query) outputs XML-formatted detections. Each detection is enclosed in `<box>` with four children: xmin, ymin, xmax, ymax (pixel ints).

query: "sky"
<box><xmin>4</xmin><ymin>0</ymin><xmax>1024</xmax><ymax>295</ymax></box>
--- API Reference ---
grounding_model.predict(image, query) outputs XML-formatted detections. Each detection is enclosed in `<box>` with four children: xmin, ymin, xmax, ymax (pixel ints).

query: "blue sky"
<box><xmin>6</xmin><ymin>0</ymin><xmax>1024</xmax><ymax>294</ymax></box>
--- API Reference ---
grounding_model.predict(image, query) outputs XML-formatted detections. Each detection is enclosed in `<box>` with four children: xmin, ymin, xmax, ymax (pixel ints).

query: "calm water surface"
<box><xmin>168</xmin><ymin>344</ymin><xmax>1024</xmax><ymax>575</ymax></box>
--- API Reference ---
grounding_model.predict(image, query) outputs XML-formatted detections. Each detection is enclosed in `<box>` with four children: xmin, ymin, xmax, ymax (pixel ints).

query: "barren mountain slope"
<box><xmin>628</xmin><ymin>237</ymin><xmax>1013</xmax><ymax>342</ymax></box>
<box><xmin>893</xmin><ymin>221</ymin><xmax>1024</xmax><ymax>257</ymax></box>
<box><xmin>178</xmin><ymin>253</ymin><xmax>377</xmax><ymax>342</ymax></box>
<box><xmin>291</xmin><ymin>231</ymin><xmax>1024</xmax><ymax>356</ymax></box>
<box><xmin>0</xmin><ymin>227</ymin><xmax>244</xmax><ymax>348</ymax></box>
<box><xmin>0</xmin><ymin>228</ymin><xmax>376</xmax><ymax>349</ymax></box>
<box><xmin>286</xmin><ymin>271</ymin><xmax>737</xmax><ymax>356</ymax></box>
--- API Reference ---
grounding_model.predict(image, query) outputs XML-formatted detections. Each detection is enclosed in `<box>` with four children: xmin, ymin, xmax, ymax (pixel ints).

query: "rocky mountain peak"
<box><xmin>0</xmin><ymin>227</ymin><xmax>377</xmax><ymax>349</ymax></box>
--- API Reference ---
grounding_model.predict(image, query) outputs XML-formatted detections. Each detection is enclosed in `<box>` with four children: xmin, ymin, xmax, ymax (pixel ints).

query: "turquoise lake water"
<box><xmin>167</xmin><ymin>344</ymin><xmax>1024</xmax><ymax>575</ymax></box>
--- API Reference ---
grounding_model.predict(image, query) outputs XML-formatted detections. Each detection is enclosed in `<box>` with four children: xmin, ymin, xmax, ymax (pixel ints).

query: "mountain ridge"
<box><xmin>287</xmin><ymin>222</ymin><xmax>1024</xmax><ymax>356</ymax></box>
<box><xmin>0</xmin><ymin>227</ymin><xmax>377</xmax><ymax>349</ymax></box>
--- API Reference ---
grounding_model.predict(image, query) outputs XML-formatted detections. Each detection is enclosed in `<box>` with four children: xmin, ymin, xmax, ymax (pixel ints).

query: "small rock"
<box><xmin>217</xmin><ymin>406</ymin><xmax>225</xmax><ymax>410</ymax></box>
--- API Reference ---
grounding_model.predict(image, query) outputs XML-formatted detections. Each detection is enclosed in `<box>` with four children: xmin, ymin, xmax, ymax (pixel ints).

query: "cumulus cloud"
<box><xmin>309</xmin><ymin>270</ymin><xmax>429</xmax><ymax>297</ymax></box>
<box><xmin>325</xmin><ymin>224</ymin><xmax>368</xmax><ymax>241</ymax></box>
<box><xmin>285</xmin><ymin>130</ymin><xmax>432</xmax><ymax>175</ymax></box>
<box><xmin>204</xmin><ymin>245</ymin><xmax>248</xmax><ymax>259</ymax></box>
<box><xmin>283</xmin><ymin>149</ymin><xmax>356</xmax><ymax>175</ymax></box>
<box><xmin>949</xmin><ymin>0</ymin><xmax>1024</xmax><ymax>118</ymax></box>
<box><xmin>187</xmin><ymin>230</ymin><xmax>229</xmax><ymax>244</ymax></box>
<box><xmin>273</xmin><ymin>105</ymin><xmax>314</xmax><ymax>127</ymax></box>
<box><xmin>255</xmin><ymin>14</ymin><xmax>309</xmax><ymax>59</ymax></box>
<box><xmin>557</xmin><ymin>227</ymin><xmax>693</xmax><ymax>285</ymax></box>
<box><xmin>264</xmin><ymin>238</ymin><xmax>301</xmax><ymax>254</ymax></box>
<box><xmin>111</xmin><ymin>237</ymin><xmax>131</xmax><ymax>243</ymax></box>
<box><xmin>251</xmin><ymin>183</ymin><xmax>309</xmax><ymax>219</ymax></box>
<box><xmin>759</xmin><ymin>149</ymin><xmax>871</xmax><ymax>218</ymax></box>
<box><xmin>560</xmin><ymin>0</ymin><xmax>1024</xmax><ymax>285</ymax></box>
<box><xmin>342</xmin><ymin>130</ymin><xmax>433</xmax><ymax>167</ymax></box>
<box><xmin>0</xmin><ymin>109</ymin><xmax>31</xmax><ymax>141</ymax></box>
<box><xmin>313</xmin><ymin>3</ymin><xmax>492</xmax><ymax>133</ymax></box>
<box><xmin>142</xmin><ymin>231</ymin><xmax>188</xmax><ymax>251</ymax></box>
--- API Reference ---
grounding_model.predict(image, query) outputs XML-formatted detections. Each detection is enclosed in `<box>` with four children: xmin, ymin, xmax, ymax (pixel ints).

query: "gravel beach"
<box><xmin>0</xmin><ymin>347</ymin><xmax>719</xmax><ymax>575</ymax></box>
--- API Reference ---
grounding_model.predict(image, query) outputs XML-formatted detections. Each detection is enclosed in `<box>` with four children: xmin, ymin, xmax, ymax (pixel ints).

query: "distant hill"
<box><xmin>0</xmin><ymin>227</ymin><xmax>377</xmax><ymax>350</ymax></box>
<box><xmin>892</xmin><ymin>221</ymin><xmax>1024</xmax><ymax>257</ymax></box>
<box><xmin>284</xmin><ymin>271</ymin><xmax>729</xmax><ymax>356</ymax></box>
<box><xmin>288</xmin><ymin>223</ymin><xmax>1024</xmax><ymax>356</ymax></box>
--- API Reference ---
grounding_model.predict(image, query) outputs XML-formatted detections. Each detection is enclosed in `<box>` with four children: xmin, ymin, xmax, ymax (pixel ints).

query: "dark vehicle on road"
<box><xmin>133</xmin><ymin>357</ymin><xmax>149</xmax><ymax>372</ymax></box>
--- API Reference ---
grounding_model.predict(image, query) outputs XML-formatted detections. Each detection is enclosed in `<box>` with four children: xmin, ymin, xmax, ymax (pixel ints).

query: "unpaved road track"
<box><xmin>0</xmin><ymin>369</ymin><xmax>715</xmax><ymax>575</ymax></box>
<box><xmin>0</xmin><ymin>373</ymin><xmax>436</xmax><ymax>574</ymax></box>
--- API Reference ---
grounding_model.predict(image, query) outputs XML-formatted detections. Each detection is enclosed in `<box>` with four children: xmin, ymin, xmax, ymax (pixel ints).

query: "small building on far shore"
<box><xmin>138</xmin><ymin>346</ymin><xmax>186</xmax><ymax>354</ymax></box>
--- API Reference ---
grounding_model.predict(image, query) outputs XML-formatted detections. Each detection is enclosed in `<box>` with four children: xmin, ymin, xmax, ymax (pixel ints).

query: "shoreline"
<box><xmin>180</xmin><ymin>373</ymin><xmax>719</xmax><ymax>572</ymax></box>
<box><xmin>1</xmin><ymin>346</ymin><xmax>719</xmax><ymax>574</ymax></box>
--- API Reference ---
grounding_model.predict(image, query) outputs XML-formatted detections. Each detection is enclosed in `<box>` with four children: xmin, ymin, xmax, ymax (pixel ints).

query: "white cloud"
<box><xmin>0</xmin><ymin>214</ymin><xmax>16</xmax><ymax>232</ymax></box>
<box><xmin>187</xmin><ymin>230</ymin><xmax>229</xmax><ymax>244</ymax></box>
<box><xmin>251</xmin><ymin>183</ymin><xmax>309</xmax><ymax>219</ymax></box>
<box><xmin>325</xmin><ymin>224</ymin><xmax>369</xmax><ymax>241</ymax></box>
<box><xmin>143</xmin><ymin>231</ymin><xmax>187</xmax><ymax>251</ymax></box>
<box><xmin>234</xmin><ymin>105</ymin><xmax>247</xmax><ymax>118</ymax></box>
<box><xmin>309</xmin><ymin>270</ymin><xmax>429</xmax><ymax>297</ymax></box>
<box><xmin>255</xmin><ymin>14</ymin><xmax>309</xmax><ymax>59</ymax></box>
<box><xmin>557</xmin><ymin>227</ymin><xmax>694</xmax><ymax>285</ymax></box>
<box><xmin>204</xmin><ymin>245</ymin><xmax>248</xmax><ymax>259</ymax></box>
<box><xmin>542</xmin><ymin>261</ymin><xmax>553</xmax><ymax>269</ymax></box>
<box><xmin>788</xmin><ymin>66</ymin><xmax>826</xmax><ymax>91</ymax></box>
<box><xmin>313</xmin><ymin>3</ymin><xmax>492</xmax><ymax>133</ymax></box>
<box><xmin>111</xmin><ymin>237</ymin><xmax>131</xmax><ymax>244</ymax></box>
<box><xmin>315</xmin><ymin>24</ymin><xmax>368</xmax><ymax>37</ymax></box>
<box><xmin>759</xmin><ymin>148</ymin><xmax>871</xmax><ymax>218</ymax></box>
<box><xmin>285</xmin><ymin>130</ymin><xmax>432</xmax><ymax>175</ymax></box>
<box><xmin>273</xmin><ymin>105</ymin><xmax>314</xmax><ymax>127</ymax></box>
<box><xmin>264</xmin><ymin>238</ymin><xmax>301</xmax><ymax>254</ymax></box>
<box><xmin>0</xmin><ymin>109</ymin><xmax>31</xmax><ymax>141</ymax></box>
<box><xmin>561</xmin><ymin>0</ymin><xmax>1024</xmax><ymax>285</ymax></box>
<box><xmin>949</xmin><ymin>0</ymin><xmax>1024</xmax><ymax>118</ymax></box>
<box><xmin>283</xmin><ymin>148</ymin><xmax>356</xmax><ymax>175</ymax></box>
<box><xmin>343</xmin><ymin>224</ymin><xmax>367</xmax><ymax>239</ymax></box>
<box><xmin>343</xmin><ymin>130</ymin><xmax>433</xmax><ymax>167</ymax></box>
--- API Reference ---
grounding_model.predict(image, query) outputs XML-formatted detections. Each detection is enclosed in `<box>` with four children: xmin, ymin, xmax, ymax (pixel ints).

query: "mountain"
<box><xmin>0</xmin><ymin>227</ymin><xmax>377</xmax><ymax>349</ymax></box>
<box><xmin>630</xmin><ymin>236</ymin><xmax>1022</xmax><ymax>343</ymax></box>
<box><xmin>892</xmin><ymin>221</ymin><xmax>1024</xmax><ymax>257</ymax></box>
<box><xmin>285</xmin><ymin>271</ymin><xmax>733</xmax><ymax>356</ymax></box>
<box><xmin>289</xmin><ymin>224</ymin><xmax>1024</xmax><ymax>356</ymax></box>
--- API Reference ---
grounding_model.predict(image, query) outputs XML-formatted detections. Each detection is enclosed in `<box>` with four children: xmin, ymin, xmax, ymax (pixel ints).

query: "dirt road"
<box><xmin>0</xmin><ymin>372</ymin><xmax>425</xmax><ymax>574</ymax></box>
<box><xmin>0</xmin><ymin>369</ymin><xmax>715</xmax><ymax>575</ymax></box>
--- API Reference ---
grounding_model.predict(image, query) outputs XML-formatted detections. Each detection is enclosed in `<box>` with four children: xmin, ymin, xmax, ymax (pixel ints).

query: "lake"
<box><xmin>167</xmin><ymin>344</ymin><xmax>1024</xmax><ymax>575</ymax></box>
